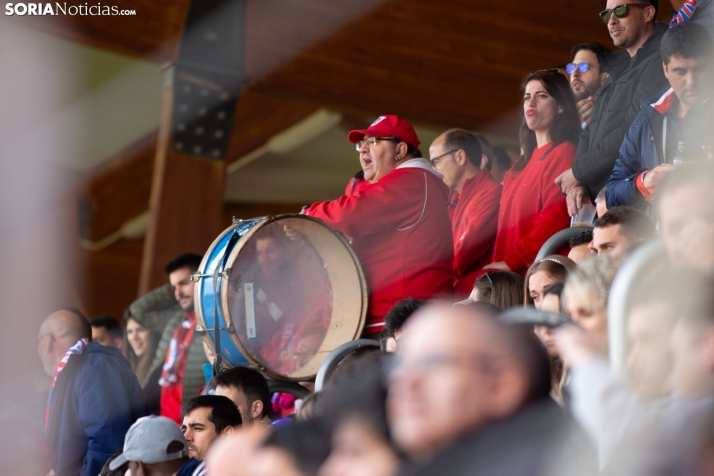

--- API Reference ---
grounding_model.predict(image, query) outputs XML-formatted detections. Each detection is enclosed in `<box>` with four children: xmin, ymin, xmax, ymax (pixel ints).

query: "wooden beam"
<box><xmin>139</xmin><ymin>80</ymin><xmax>226</xmax><ymax>294</ymax></box>
<box><xmin>225</xmin><ymin>90</ymin><xmax>320</xmax><ymax>165</ymax></box>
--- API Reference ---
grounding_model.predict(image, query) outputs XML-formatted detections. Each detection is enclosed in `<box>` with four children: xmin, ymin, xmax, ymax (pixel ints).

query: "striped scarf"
<box><xmin>159</xmin><ymin>311</ymin><xmax>196</xmax><ymax>387</ymax></box>
<box><xmin>670</xmin><ymin>0</ymin><xmax>698</xmax><ymax>27</ymax></box>
<box><xmin>45</xmin><ymin>337</ymin><xmax>89</xmax><ymax>433</ymax></box>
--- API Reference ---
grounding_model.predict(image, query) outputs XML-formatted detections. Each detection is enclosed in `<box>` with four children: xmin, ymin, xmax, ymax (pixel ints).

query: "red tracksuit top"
<box><xmin>449</xmin><ymin>169</ymin><xmax>502</xmax><ymax>297</ymax></box>
<box><xmin>304</xmin><ymin>159</ymin><xmax>454</xmax><ymax>334</ymax></box>
<box><xmin>492</xmin><ymin>142</ymin><xmax>575</xmax><ymax>275</ymax></box>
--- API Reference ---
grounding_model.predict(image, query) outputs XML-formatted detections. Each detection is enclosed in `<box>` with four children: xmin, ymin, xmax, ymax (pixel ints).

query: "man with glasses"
<box><xmin>555</xmin><ymin>0</ymin><xmax>668</xmax><ymax>218</ymax></box>
<box><xmin>429</xmin><ymin>129</ymin><xmax>502</xmax><ymax>298</ymax></box>
<box><xmin>38</xmin><ymin>308</ymin><xmax>145</xmax><ymax>476</ymax></box>
<box><xmin>303</xmin><ymin>115</ymin><xmax>453</xmax><ymax>337</ymax></box>
<box><xmin>607</xmin><ymin>22</ymin><xmax>714</xmax><ymax>210</ymax></box>
<box><xmin>388</xmin><ymin>304</ymin><xmax>581</xmax><ymax>474</ymax></box>
<box><xmin>568</xmin><ymin>42</ymin><xmax>612</xmax><ymax>128</ymax></box>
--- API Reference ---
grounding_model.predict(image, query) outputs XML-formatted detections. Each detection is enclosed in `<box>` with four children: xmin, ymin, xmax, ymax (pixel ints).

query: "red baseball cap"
<box><xmin>348</xmin><ymin>115</ymin><xmax>420</xmax><ymax>148</ymax></box>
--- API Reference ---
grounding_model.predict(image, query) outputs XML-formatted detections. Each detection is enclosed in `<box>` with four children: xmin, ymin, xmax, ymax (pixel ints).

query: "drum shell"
<box><xmin>196</xmin><ymin>215</ymin><xmax>368</xmax><ymax>381</ymax></box>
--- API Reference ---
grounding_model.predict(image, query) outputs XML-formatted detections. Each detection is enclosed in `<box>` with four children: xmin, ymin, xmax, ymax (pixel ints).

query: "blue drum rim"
<box><xmin>194</xmin><ymin>217</ymin><xmax>265</xmax><ymax>370</ymax></box>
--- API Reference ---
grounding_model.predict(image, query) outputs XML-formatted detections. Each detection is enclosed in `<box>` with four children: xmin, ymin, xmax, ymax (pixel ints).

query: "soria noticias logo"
<box><xmin>5</xmin><ymin>3</ymin><xmax>136</xmax><ymax>15</ymax></box>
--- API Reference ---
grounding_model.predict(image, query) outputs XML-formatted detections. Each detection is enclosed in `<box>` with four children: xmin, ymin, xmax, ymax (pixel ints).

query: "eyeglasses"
<box><xmin>429</xmin><ymin>149</ymin><xmax>458</xmax><ymax>167</ymax></box>
<box><xmin>387</xmin><ymin>351</ymin><xmax>500</xmax><ymax>379</ymax></box>
<box><xmin>355</xmin><ymin>136</ymin><xmax>400</xmax><ymax>151</ymax></box>
<box><xmin>566</xmin><ymin>62</ymin><xmax>591</xmax><ymax>75</ymax></box>
<box><xmin>599</xmin><ymin>3</ymin><xmax>648</xmax><ymax>23</ymax></box>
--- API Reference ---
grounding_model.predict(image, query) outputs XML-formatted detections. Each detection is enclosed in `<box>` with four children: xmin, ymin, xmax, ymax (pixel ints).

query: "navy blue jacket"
<box><xmin>46</xmin><ymin>343</ymin><xmax>145</xmax><ymax>476</ymax></box>
<box><xmin>606</xmin><ymin>86</ymin><xmax>714</xmax><ymax>210</ymax></box>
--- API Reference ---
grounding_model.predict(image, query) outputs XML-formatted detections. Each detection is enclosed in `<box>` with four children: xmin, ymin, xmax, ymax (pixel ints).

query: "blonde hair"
<box><xmin>562</xmin><ymin>255</ymin><xmax>622</xmax><ymax>315</ymax></box>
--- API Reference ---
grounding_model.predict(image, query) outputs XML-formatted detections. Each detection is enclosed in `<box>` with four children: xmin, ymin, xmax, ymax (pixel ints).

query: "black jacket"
<box><xmin>572</xmin><ymin>23</ymin><xmax>669</xmax><ymax>200</ymax></box>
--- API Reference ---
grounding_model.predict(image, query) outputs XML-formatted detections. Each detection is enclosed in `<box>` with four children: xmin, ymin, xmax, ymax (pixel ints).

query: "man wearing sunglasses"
<box><xmin>568</xmin><ymin>42</ymin><xmax>611</xmax><ymax>128</ymax></box>
<box><xmin>303</xmin><ymin>115</ymin><xmax>453</xmax><ymax>338</ymax></box>
<box><xmin>607</xmin><ymin>22</ymin><xmax>714</xmax><ymax>210</ymax></box>
<box><xmin>429</xmin><ymin>129</ymin><xmax>502</xmax><ymax>298</ymax></box>
<box><xmin>555</xmin><ymin>0</ymin><xmax>668</xmax><ymax>218</ymax></box>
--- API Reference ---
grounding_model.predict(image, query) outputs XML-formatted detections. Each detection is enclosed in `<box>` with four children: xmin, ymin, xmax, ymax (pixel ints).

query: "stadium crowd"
<box><xmin>15</xmin><ymin>1</ymin><xmax>714</xmax><ymax>475</ymax></box>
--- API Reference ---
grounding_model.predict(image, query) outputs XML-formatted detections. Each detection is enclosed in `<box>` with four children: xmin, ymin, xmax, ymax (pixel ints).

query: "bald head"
<box><xmin>37</xmin><ymin>308</ymin><xmax>92</xmax><ymax>376</ymax></box>
<box><xmin>388</xmin><ymin>304</ymin><xmax>550</xmax><ymax>457</ymax></box>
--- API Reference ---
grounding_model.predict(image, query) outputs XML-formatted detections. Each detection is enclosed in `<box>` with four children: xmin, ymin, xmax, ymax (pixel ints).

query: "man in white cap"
<box><xmin>303</xmin><ymin>115</ymin><xmax>454</xmax><ymax>337</ymax></box>
<box><xmin>110</xmin><ymin>415</ymin><xmax>201</xmax><ymax>476</ymax></box>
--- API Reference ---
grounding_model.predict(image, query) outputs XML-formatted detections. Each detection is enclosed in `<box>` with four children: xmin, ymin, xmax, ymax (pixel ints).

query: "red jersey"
<box><xmin>449</xmin><ymin>170</ymin><xmax>502</xmax><ymax>297</ymax></box>
<box><xmin>492</xmin><ymin>142</ymin><xmax>575</xmax><ymax>275</ymax></box>
<box><xmin>304</xmin><ymin>159</ymin><xmax>454</xmax><ymax>334</ymax></box>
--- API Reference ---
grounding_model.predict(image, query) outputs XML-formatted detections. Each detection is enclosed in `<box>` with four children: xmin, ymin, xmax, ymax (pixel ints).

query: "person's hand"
<box><xmin>482</xmin><ymin>261</ymin><xmax>511</xmax><ymax>271</ymax></box>
<box><xmin>643</xmin><ymin>164</ymin><xmax>675</xmax><ymax>190</ymax></box>
<box><xmin>553</xmin><ymin>324</ymin><xmax>601</xmax><ymax>369</ymax></box>
<box><xmin>576</xmin><ymin>96</ymin><xmax>595</xmax><ymax>124</ymax></box>
<box><xmin>555</xmin><ymin>168</ymin><xmax>580</xmax><ymax>195</ymax></box>
<box><xmin>566</xmin><ymin>186</ymin><xmax>592</xmax><ymax>217</ymax></box>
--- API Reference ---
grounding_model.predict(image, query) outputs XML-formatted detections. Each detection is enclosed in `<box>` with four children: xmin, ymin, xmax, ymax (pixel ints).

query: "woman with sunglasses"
<box><xmin>485</xmin><ymin>71</ymin><xmax>580</xmax><ymax>276</ymax></box>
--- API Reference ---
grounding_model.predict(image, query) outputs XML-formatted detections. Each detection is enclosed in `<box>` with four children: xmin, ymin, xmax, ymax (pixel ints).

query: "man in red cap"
<box><xmin>303</xmin><ymin>115</ymin><xmax>454</xmax><ymax>336</ymax></box>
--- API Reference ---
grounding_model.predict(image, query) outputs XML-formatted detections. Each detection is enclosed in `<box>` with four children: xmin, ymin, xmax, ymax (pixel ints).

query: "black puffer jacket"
<box><xmin>572</xmin><ymin>23</ymin><xmax>669</xmax><ymax>200</ymax></box>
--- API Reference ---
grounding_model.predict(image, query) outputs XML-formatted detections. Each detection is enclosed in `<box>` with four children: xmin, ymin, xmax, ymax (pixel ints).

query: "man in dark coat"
<box><xmin>607</xmin><ymin>22</ymin><xmax>714</xmax><ymax>210</ymax></box>
<box><xmin>38</xmin><ymin>308</ymin><xmax>145</xmax><ymax>476</ymax></box>
<box><xmin>556</xmin><ymin>0</ymin><xmax>669</xmax><ymax>216</ymax></box>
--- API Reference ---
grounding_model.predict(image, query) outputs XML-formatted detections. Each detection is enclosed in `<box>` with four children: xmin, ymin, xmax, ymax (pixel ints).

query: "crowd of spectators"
<box><xmin>22</xmin><ymin>1</ymin><xmax>714</xmax><ymax>476</ymax></box>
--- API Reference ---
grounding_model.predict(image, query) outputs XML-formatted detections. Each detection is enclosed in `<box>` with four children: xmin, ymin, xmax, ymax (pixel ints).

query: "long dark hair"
<box><xmin>122</xmin><ymin>314</ymin><xmax>160</xmax><ymax>386</ymax></box>
<box><xmin>514</xmin><ymin>70</ymin><xmax>580</xmax><ymax>172</ymax></box>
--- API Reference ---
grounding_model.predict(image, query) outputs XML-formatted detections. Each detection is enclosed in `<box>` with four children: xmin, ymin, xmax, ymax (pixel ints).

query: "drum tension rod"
<box><xmin>195</xmin><ymin>324</ymin><xmax>232</xmax><ymax>335</ymax></box>
<box><xmin>191</xmin><ymin>271</ymin><xmax>230</xmax><ymax>282</ymax></box>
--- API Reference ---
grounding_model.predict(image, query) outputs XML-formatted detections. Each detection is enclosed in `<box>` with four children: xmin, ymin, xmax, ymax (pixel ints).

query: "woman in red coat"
<box><xmin>486</xmin><ymin>70</ymin><xmax>581</xmax><ymax>275</ymax></box>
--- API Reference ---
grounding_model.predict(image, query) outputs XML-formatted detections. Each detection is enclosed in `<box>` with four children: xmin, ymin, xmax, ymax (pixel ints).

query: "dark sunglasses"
<box><xmin>566</xmin><ymin>62</ymin><xmax>591</xmax><ymax>75</ymax></box>
<box><xmin>599</xmin><ymin>3</ymin><xmax>649</xmax><ymax>23</ymax></box>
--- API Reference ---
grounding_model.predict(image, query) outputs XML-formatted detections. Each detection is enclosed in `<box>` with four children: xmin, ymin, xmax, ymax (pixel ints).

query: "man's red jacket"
<box><xmin>304</xmin><ymin>159</ymin><xmax>454</xmax><ymax>334</ymax></box>
<box><xmin>449</xmin><ymin>170</ymin><xmax>502</xmax><ymax>297</ymax></box>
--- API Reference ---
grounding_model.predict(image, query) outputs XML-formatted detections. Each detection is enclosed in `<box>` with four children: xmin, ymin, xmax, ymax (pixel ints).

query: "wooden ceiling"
<box><xmin>57</xmin><ymin>0</ymin><xmax>682</xmax><ymax>244</ymax></box>
<box><xmin>22</xmin><ymin>0</ymin><xmax>681</xmax><ymax>132</ymax></box>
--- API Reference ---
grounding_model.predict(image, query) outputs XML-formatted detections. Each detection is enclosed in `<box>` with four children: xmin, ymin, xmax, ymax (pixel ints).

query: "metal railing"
<box><xmin>535</xmin><ymin>226</ymin><xmax>592</xmax><ymax>262</ymax></box>
<box><xmin>314</xmin><ymin>339</ymin><xmax>380</xmax><ymax>392</ymax></box>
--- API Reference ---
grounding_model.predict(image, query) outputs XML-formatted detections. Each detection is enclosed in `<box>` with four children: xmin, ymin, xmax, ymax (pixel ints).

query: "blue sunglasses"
<box><xmin>566</xmin><ymin>62</ymin><xmax>591</xmax><ymax>75</ymax></box>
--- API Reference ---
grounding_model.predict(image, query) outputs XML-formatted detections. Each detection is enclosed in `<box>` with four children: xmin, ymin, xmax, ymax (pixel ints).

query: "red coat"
<box><xmin>304</xmin><ymin>159</ymin><xmax>454</xmax><ymax>334</ymax></box>
<box><xmin>449</xmin><ymin>170</ymin><xmax>502</xmax><ymax>297</ymax></box>
<box><xmin>492</xmin><ymin>142</ymin><xmax>575</xmax><ymax>275</ymax></box>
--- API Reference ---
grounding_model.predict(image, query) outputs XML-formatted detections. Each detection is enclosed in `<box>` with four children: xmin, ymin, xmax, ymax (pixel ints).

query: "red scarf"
<box><xmin>159</xmin><ymin>311</ymin><xmax>196</xmax><ymax>388</ymax></box>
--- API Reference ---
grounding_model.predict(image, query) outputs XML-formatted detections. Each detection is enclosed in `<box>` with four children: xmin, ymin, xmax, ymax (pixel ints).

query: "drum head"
<box><xmin>221</xmin><ymin>215</ymin><xmax>367</xmax><ymax>381</ymax></box>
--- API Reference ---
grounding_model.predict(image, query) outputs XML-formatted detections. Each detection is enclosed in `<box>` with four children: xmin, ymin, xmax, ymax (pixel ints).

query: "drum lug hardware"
<box><xmin>191</xmin><ymin>271</ymin><xmax>230</xmax><ymax>282</ymax></box>
<box><xmin>191</xmin><ymin>272</ymin><xmax>207</xmax><ymax>282</ymax></box>
<box><xmin>196</xmin><ymin>324</ymin><xmax>231</xmax><ymax>335</ymax></box>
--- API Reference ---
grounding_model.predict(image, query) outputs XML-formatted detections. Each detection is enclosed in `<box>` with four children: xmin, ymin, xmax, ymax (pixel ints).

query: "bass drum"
<box><xmin>195</xmin><ymin>214</ymin><xmax>368</xmax><ymax>382</ymax></box>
